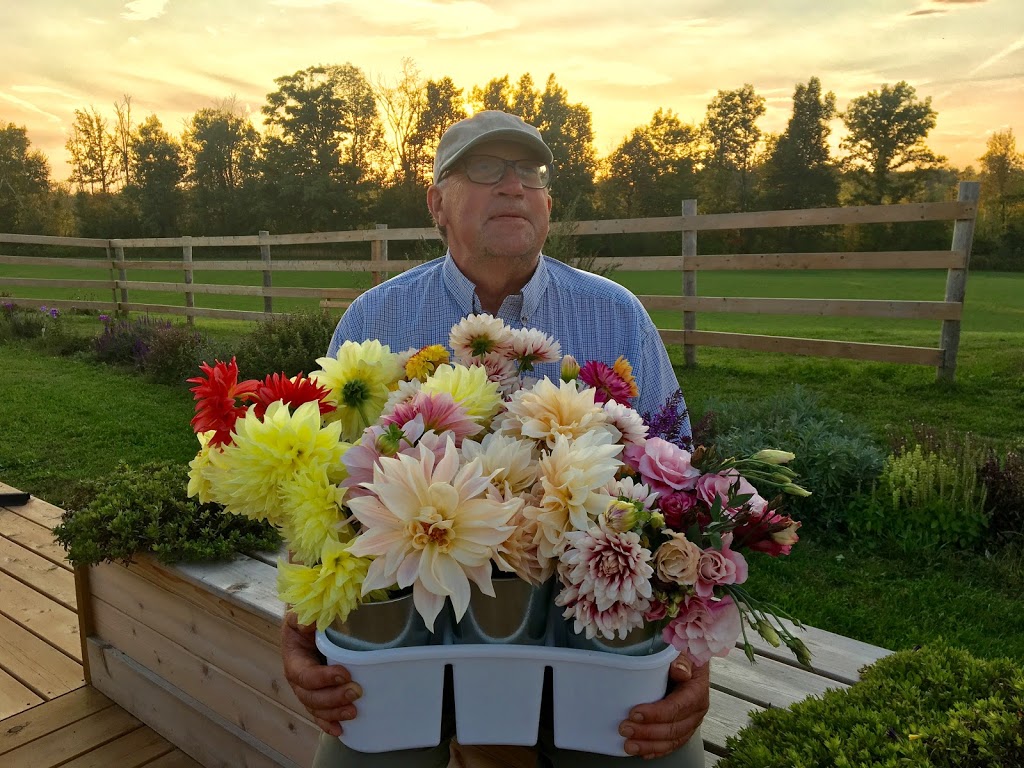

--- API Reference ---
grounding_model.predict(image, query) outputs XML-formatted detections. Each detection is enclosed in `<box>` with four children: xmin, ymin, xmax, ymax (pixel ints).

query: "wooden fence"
<box><xmin>0</xmin><ymin>182</ymin><xmax>979</xmax><ymax>381</ymax></box>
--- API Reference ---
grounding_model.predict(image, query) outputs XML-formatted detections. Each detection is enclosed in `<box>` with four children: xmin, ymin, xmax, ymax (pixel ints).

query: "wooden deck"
<box><xmin>0</xmin><ymin>481</ymin><xmax>893</xmax><ymax>766</ymax></box>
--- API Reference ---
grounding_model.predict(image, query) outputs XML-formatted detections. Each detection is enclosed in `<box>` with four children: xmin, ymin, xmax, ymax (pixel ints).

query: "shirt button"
<box><xmin>521</xmin><ymin>315</ymin><xmax>528</xmax><ymax>323</ymax></box>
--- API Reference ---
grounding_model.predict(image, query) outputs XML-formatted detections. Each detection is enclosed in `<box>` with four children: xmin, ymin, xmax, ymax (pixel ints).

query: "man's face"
<box><xmin>428</xmin><ymin>140</ymin><xmax>552</xmax><ymax>266</ymax></box>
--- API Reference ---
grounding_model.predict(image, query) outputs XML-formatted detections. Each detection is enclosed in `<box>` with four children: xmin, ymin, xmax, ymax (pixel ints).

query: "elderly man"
<box><xmin>283</xmin><ymin>111</ymin><xmax>709</xmax><ymax>767</ymax></box>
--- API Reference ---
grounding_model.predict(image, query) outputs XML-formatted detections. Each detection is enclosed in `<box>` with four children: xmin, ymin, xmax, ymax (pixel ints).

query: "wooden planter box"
<box><xmin>79</xmin><ymin>553</ymin><xmax>318</xmax><ymax>768</ymax></box>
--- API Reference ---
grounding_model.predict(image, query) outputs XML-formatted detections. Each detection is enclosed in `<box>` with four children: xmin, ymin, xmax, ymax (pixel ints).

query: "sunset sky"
<box><xmin>3</xmin><ymin>0</ymin><xmax>1022</xmax><ymax>180</ymax></box>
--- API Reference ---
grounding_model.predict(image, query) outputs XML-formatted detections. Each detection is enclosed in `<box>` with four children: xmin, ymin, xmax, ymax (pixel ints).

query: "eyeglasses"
<box><xmin>447</xmin><ymin>155</ymin><xmax>551</xmax><ymax>189</ymax></box>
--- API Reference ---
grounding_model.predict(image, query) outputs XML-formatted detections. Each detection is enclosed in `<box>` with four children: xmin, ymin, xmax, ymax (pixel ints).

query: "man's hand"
<box><xmin>281</xmin><ymin>611</ymin><xmax>363</xmax><ymax>736</ymax></box>
<box><xmin>618</xmin><ymin>654</ymin><xmax>710</xmax><ymax>759</ymax></box>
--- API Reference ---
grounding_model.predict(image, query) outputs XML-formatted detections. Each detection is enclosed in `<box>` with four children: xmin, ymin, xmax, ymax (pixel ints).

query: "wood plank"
<box><xmin>58</xmin><ymin>723</ymin><xmax>175</xmax><ymax>768</ymax></box>
<box><xmin>0</xmin><ymin>569</ymin><xmax>80</xmax><ymax>661</ymax></box>
<box><xmin>0</xmin><ymin>488</ymin><xmax>66</xmax><ymax>529</ymax></box>
<box><xmin>0</xmin><ymin>508</ymin><xmax>72</xmax><ymax>570</ymax></box>
<box><xmin>0</xmin><ymin>687</ymin><xmax>112</xmax><ymax>755</ymax></box>
<box><xmin>87</xmin><ymin>639</ymin><xmax>304</xmax><ymax>768</ymax></box>
<box><xmin>0</xmin><ymin>234</ymin><xmax>109</xmax><ymax>248</ymax></box>
<box><xmin>162</xmin><ymin>555</ymin><xmax>287</xmax><ymax>627</ymax></box>
<box><xmin>701</xmin><ymin>687</ymin><xmax>760</xmax><ymax>756</ymax></box>
<box><xmin>673</xmin><ymin>297</ymin><xmax>962</xmax><ymax>320</ymax></box>
<box><xmin>126</xmin><ymin>558</ymin><xmax>283</xmax><ymax>646</ymax></box>
<box><xmin>3</xmin><ymin>701</ymin><xmax>142</xmax><ymax>768</ymax></box>
<box><xmin>118</xmin><ymin>304</ymin><xmax>285</xmax><ymax>322</ymax></box>
<box><xmin>739</xmin><ymin>619</ymin><xmax>891</xmax><ymax>686</ymax></box>
<box><xmin>113</xmin><ymin>281</ymin><xmax>366</xmax><ymax>300</ymax></box>
<box><xmin>683</xmin><ymin>250</ymin><xmax>967</xmax><ymax>271</ymax></box>
<box><xmin>0</xmin><ymin>669</ymin><xmax>42</xmax><ymax>721</ymax></box>
<box><xmin>0</xmin><ymin>536</ymin><xmax>76</xmax><ymax>609</ymax></box>
<box><xmin>90</xmin><ymin>564</ymin><xmax>305</xmax><ymax>717</ymax></box>
<box><xmin>663</xmin><ymin>330</ymin><xmax>944</xmax><ymax>367</ymax></box>
<box><xmin>0</xmin><ymin>614</ymin><xmax>83</xmax><ymax>698</ymax></box>
<box><xmin>139</xmin><ymin>749</ymin><xmax>204</xmax><ymax>768</ymax></box>
<box><xmin>91</xmin><ymin>599</ymin><xmax>318</xmax><ymax>765</ymax></box>
<box><xmin>590</xmin><ymin>255</ymin><xmax>680</xmax><ymax>271</ymax></box>
<box><xmin>711</xmin><ymin>650</ymin><xmax>846</xmax><ymax>710</ymax></box>
<box><xmin>0</xmin><ymin>277</ymin><xmax>113</xmax><ymax>290</ymax></box>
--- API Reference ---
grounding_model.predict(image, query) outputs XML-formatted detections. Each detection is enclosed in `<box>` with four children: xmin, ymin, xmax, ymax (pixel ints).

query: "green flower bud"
<box><xmin>783</xmin><ymin>483</ymin><xmax>812</xmax><ymax>498</ymax></box>
<box><xmin>751</xmin><ymin>449</ymin><xmax>796</xmax><ymax>465</ymax></box>
<box><xmin>560</xmin><ymin>354</ymin><xmax>580</xmax><ymax>382</ymax></box>
<box><xmin>756</xmin><ymin>619</ymin><xmax>781</xmax><ymax>647</ymax></box>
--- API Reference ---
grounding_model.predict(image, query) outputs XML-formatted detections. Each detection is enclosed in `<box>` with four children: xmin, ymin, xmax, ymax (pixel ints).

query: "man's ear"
<box><xmin>427</xmin><ymin>185</ymin><xmax>446</xmax><ymax>228</ymax></box>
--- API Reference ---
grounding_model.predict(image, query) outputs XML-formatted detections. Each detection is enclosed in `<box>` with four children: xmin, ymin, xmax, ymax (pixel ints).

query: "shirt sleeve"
<box><xmin>636</xmin><ymin>318</ymin><xmax>693</xmax><ymax>443</ymax></box>
<box><xmin>326</xmin><ymin>300</ymin><xmax>365</xmax><ymax>357</ymax></box>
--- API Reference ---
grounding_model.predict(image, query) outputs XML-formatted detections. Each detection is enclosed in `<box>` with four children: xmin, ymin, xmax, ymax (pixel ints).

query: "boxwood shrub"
<box><xmin>720</xmin><ymin>642</ymin><xmax>1024</xmax><ymax>767</ymax></box>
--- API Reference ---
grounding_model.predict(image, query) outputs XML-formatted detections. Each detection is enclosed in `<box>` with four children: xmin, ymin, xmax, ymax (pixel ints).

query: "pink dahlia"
<box><xmin>555</xmin><ymin>520</ymin><xmax>653</xmax><ymax>640</ymax></box>
<box><xmin>578</xmin><ymin>360</ymin><xmax>633</xmax><ymax>405</ymax></box>
<box><xmin>662</xmin><ymin>594</ymin><xmax>742</xmax><ymax>667</ymax></box>
<box><xmin>382</xmin><ymin>391</ymin><xmax>481</xmax><ymax>446</ymax></box>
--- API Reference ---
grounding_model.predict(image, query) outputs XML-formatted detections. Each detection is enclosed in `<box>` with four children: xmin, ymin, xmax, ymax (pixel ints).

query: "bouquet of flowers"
<box><xmin>185</xmin><ymin>314</ymin><xmax>811</xmax><ymax>669</ymax></box>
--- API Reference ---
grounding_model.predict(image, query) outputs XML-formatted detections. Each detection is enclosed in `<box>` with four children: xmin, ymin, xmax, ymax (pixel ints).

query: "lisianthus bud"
<box><xmin>770</xmin><ymin>520</ymin><xmax>801</xmax><ymax>547</ymax></box>
<box><xmin>649</xmin><ymin>511</ymin><xmax>666</xmax><ymax>529</ymax></box>
<box><xmin>375</xmin><ymin>424</ymin><xmax>406</xmax><ymax>456</ymax></box>
<box><xmin>605</xmin><ymin>499</ymin><xmax>642</xmax><ymax>532</ymax></box>
<box><xmin>756</xmin><ymin>618</ymin><xmax>781</xmax><ymax>647</ymax></box>
<box><xmin>560</xmin><ymin>354</ymin><xmax>580</xmax><ymax>382</ymax></box>
<box><xmin>783</xmin><ymin>483</ymin><xmax>812</xmax><ymax>498</ymax></box>
<box><xmin>751</xmin><ymin>449</ymin><xmax>796</xmax><ymax>465</ymax></box>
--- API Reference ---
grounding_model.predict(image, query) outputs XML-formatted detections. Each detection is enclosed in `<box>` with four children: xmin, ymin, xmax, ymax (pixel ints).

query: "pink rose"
<box><xmin>662</xmin><ymin>595</ymin><xmax>742</xmax><ymax>666</ymax></box>
<box><xmin>695</xmin><ymin>533</ymin><xmax>748</xmax><ymax>598</ymax></box>
<box><xmin>658</xmin><ymin>490</ymin><xmax>701</xmax><ymax>530</ymax></box>
<box><xmin>644</xmin><ymin>599</ymin><xmax>668</xmax><ymax>622</ymax></box>
<box><xmin>696</xmin><ymin>471</ymin><xmax>759</xmax><ymax>511</ymax></box>
<box><xmin>627</xmin><ymin>437</ymin><xmax>701</xmax><ymax>495</ymax></box>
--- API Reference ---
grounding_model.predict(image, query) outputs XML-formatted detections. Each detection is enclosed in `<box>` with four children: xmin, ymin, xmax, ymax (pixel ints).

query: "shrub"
<box><xmin>33</xmin><ymin>309</ymin><xmax>93</xmax><ymax>357</ymax></box>
<box><xmin>93</xmin><ymin>314</ymin><xmax>171</xmax><ymax>367</ymax></box>
<box><xmin>848</xmin><ymin>429</ymin><xmax>990</xmax><ymax>550</ymax></box>
<box><xmin>234</xmin><ymin>310</ymin><xmax>337</xmax><ymax>379</ymax></box>
<box><xmin>701</xmin><ymin>386</ymin><xmax>885</xmax><ymax>532</ymax></box>
<box><xmin>982</xmin><ymin>450</ymin><xmax>1024</xmax><ymax>541</ymax></box>
<box><xmin>53</xmin><ymin>461</ymin><xmax>281</xmax><ymax>566</ymax></box>
<box><xmin>720</xmin><ymin>643</ymin><xmax>1024</xmax><ymax>768</ymax></box>
<box><xmin>0</xmin><ymin>303</ymin><xmax>46</xmax><ymax>340</ymax></box>
<box><xmin>142</xmin><ymin>322</ymin><xmax>207</xmax><ymax>385</ymax></box>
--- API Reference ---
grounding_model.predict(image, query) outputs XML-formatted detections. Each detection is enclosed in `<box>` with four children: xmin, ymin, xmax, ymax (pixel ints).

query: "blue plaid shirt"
<box><xmin>328</xmin><ymin>253</ymin><xmax>690</xmax><ymax>435</ymax></box>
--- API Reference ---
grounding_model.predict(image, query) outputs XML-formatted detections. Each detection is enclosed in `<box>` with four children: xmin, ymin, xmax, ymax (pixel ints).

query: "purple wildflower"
<box><xmin>642</xmin><ymin>389</ymin><xmax>693</xmax><ymax>451</ymax></box>
<box><xmin>49</xmin><ymin>308</ymin><xmax>59</xmax><ymax>318</ymax></box>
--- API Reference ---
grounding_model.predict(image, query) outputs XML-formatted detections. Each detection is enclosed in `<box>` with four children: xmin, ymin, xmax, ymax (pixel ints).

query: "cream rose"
<box><xmin>653</xmin><ymin>531</ymin><xmax>702</xmax><ymax>586</ymax></box>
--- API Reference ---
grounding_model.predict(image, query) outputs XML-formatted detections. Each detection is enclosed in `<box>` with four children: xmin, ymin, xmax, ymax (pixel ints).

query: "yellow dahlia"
<box><xmin>405</xmin><ymin>344</ymin><xmax>450</xmax><ymax>381</ymax></box>
<box><xmin>187</xmin><ymin>430</ymin><xmax>220</xmax><ymax>503</ymax></box>
<box><xmin>276</xmin><ymin>537</ymin><xmax>371</xmax><ymax>630</ymax></box>
<box><xmin>612</xmin><ymin>356</ymin><xmax>640</xmax><ymax>399</ymax></box>
<box><xmin>420</xmin><ymin>363</ymin><xmax>502</xmax><ymax>425</ymax></box>
<box><xmin>207</xmin><ymin>400</ymin><xmax>348</xmax><ymax>525</ymax></box>
<box><xmin>280</xmin><ymin>467</ymin><xmax>352</xmax><ymax>566</ymax></box>
<box><xmin>311</xmin><ymin>340</ymin><xmax>403</xmax><ymax>442</ymax></box>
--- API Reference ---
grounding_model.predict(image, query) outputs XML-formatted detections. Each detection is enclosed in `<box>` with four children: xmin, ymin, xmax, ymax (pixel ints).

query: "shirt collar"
<box><xmin>441</xmin><ymin>251</ymin><xmax>551</xmax><ymax>321</ymax></box>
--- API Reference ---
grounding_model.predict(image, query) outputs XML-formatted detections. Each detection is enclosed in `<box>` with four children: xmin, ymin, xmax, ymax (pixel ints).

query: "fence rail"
<box><xmin>0</xmin><ymin>184</ymin><xmax>979</xmax><ymax>380</ymax></box>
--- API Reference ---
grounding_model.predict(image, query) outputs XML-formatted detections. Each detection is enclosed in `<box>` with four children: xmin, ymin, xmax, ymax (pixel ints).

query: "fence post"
<box><xmin>259</xmin><ymin>230</ymin><xmax>272</xmax><ymax>316</ymax></box>
<box><xmin>937</xmin><ymin>181</ymin><xmax>980</xmax><ymax>383</ymax></box>
<box><xmin>371</xmin><ymin>224</ymin><xmax>388</xmax><ymax>286</ymax></box>
<box><xmin>113</xmin><ymin>241</ymin><xmax>129</xmax><ymax>316</ymax></box>
<box><xmin>681</xmin><ymin>199</ymin><xmax>698</xmax><ymax>367</ymax></box>
<box><xmin>106</xmin><ymin>241</ymin><xmax>118</xmax><ymax>315</ymax></box>
<box><xmin>182</xmin><ymin>236</ymin><xmax>194</xmax><ymax>326</ymax></box>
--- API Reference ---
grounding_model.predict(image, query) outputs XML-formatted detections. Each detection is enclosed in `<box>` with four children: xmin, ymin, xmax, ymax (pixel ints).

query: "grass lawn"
<box><xmin>1</xmin><ymin>265</ymin><xmax>1022</xmax><ymax>664</ymax></box>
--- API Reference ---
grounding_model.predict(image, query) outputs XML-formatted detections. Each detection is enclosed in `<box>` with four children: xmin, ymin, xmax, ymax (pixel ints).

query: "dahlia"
<box><xmin>420</xmin><ymin>364</ymin><xmax>502</xmax><ymax>425</ymax></box>
<box><xmin>277</xmin><ymin>537</ymin><xmax>372</xmax><ymax>631</ymax></box>
<box><xmin>311</xmin><ymin>340</ymin><xmax>403</xmax><ymax>442</ymax></box>
<box><xmin>506</xmin><ymin>327</ymin><xmax>561</xmax><ymax>372</ymax></box>
<box><xmin>498</xmin><ymin>378</ymin><xmax>610</xmax><ymax>449</ymax></box>
<box><xmin>449</xmin><ymin>313</ymin><xmax>512</xmax><ymax>360</ymax></box>
<box><xmin>578</xmin><ymin>360</ymin><xmax>633</xmax><ymax>405</ymax></box>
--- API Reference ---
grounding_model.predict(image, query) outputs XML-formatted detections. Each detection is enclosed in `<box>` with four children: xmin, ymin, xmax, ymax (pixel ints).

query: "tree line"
<box><xmin>1</xmin><ymin>60</ymin><xmax>1021</xmax><ymax>266</ymax></box>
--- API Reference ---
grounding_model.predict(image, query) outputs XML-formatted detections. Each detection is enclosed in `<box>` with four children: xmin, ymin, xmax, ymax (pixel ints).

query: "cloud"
<box><xmin>969</xmin><ymin>35</ymin><xmax>1024</xmax><ymax>76</ymax></box>
<box><xmin>11</xmin><ymin>84</ymin><xmax>82</xmax><ymax>101</ymax></box>
<box><xmin>271</xmin><ymin>0</ymin><xmax>517</xmax><ymax>38</ymax></box>
<box><xmin>122</xmin><ymin>0</ymin><xmax>169</xmax><ymax>21</ymax></box>
<box><xmin>0</xmin><ymin>92</ymin><xmax>63</xmax><ymax>122</ymax></box>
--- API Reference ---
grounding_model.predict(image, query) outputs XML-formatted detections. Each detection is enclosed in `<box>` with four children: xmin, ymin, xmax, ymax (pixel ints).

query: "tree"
<box><xmin>700</xmin><ymin>84</ymin><xmax>766</xmax><ymax>212</ymax></box>
<box><xmin>130</xmin><ymin>115</ymin><xmax>185</xmax><ymax>236</ymax></box>
<box><xmin>763</xmin><ymin>77</ymin><xmax>839</xmax><ymax>211</ymax></box>
<box><xmin>841</xmin><ymin>81</ymin><xmax>944</xmax><ymax>204</ymax></box>
<box><xmin>410</xmin><ymin>77</ymin><xmax>468</xmax><ymax>183</ymax></box>
<box><xmin>978</xmin><ymin>128</ymin><xmax>1023</xmax><ymax>231</ymax></box>
<box><xmin>260</xmin><ymin>64</ymin><xmax>384</xmax><ymax>230</ymax></box>
<box><xmin>113</xmin><ymin>95</ymin><xmax>134</xmax><ymax>188</ymax></box>
<box><xmin>0</xmin><ymin>123</ymin><xmax>52</xmax><ymax>232</ymax></box>
<box><xmin>66</xmin><ymin>106</ymin><xmax>121</xmax><ymax>193</ymax></box>
<box><xmin>600</xmin><ymin>109</ymin><xmax>699</xmax><ymax>218</ymax></box>
<box><xmin>375</xmin><ymin>58</ymin><xmax>426</xmax><ymax>186</ymax></box>
<box><xmin>182</xmin><ymin>100</ymin><xmax>261</xmax><ymax>233</ymax></box>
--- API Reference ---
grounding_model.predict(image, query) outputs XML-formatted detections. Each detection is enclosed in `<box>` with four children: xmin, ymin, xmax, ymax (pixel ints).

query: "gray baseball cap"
<box><xmin>433</xmin><ymin>110</ymin><xmax>554</xmax><ymax>184</ymax></box>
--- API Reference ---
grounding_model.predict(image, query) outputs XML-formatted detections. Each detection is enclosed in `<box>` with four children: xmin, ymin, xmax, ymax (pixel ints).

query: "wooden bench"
<box><xmin>76</xmin><ymin>550</ymin><xmax>892</xmax><ymax>767</ymax></box>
